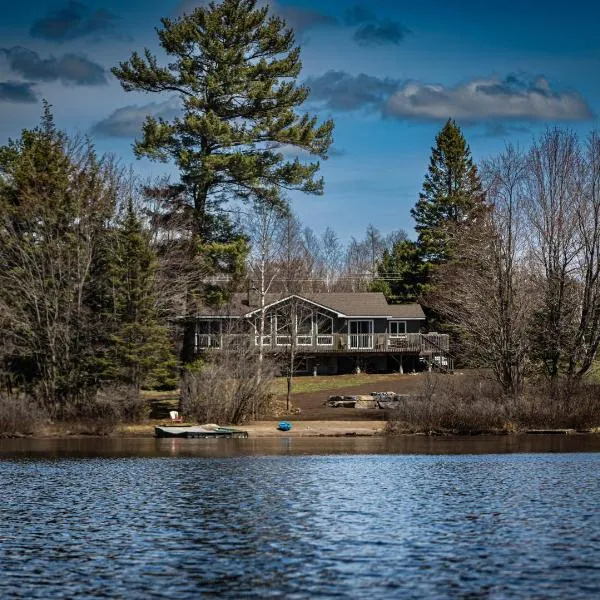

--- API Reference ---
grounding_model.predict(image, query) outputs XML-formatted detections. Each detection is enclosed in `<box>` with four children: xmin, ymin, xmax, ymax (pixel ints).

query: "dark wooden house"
<box><xmin>190</xmin><ymin>292</ymin><xmax>451</xmax><ymax>374</ymax></box>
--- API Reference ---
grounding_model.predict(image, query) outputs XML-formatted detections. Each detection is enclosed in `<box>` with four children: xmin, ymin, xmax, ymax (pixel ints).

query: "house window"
<box><xmin>316</xmin><ymin>313</ymin><xmax>333</xmax><ymax>345</ymax></box>
<box><xmin>254</xmin><ymin>314</ymin><xmax>272</xmax><ymax>347</ymax></box>
<box><xmin>275</xmin><ymin>309</ymin><xmax>291</xmax><ymax>346</ymax></box>
<box><xmin>389</xmin><ymin>321</ymin><xmax>407</xmax><ymax>337</ymax></box>
<box><xmin>256</xmin><ymin>335</ymin><xmax>272</xmax><ymax>347</ymax></box>
<box><xmin>196</xmin><ymin>320</ymin><xmax>221</xmax><ymax>349</ymax></box>
<box><xmin>296</xmin><ymin>312</ymin><xmax>313</xmax><ymax>346</ymax></box>
<box><xmin>275</xmin><ymin>304</ymin><xmax>315</xmax><ymax>346</ymax></box>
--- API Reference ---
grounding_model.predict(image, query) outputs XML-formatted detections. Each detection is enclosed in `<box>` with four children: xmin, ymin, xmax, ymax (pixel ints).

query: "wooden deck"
<box><xmin>196</xmin><ymin>332</ymin><xmax>449</xmax><ymax>355</ymax></box>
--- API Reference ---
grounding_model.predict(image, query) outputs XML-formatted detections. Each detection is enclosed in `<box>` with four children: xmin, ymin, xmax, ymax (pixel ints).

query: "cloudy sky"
<box><xmin>1</xmin><ymin>0</ymin><xmax>599</xmax><ymax>240</ymax></box>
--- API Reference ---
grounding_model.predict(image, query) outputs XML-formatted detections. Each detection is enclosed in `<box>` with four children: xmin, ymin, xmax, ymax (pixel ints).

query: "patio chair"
<box><xmin>169</xmin><ymin>410</ymin><xmax>183</xmax><ymax>423</ymax></box>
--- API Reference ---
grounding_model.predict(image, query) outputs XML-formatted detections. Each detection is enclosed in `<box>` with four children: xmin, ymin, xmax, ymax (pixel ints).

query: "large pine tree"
<box><xmin>112</xmin><ymin>0</ymin><xmax>333</xmax><ymax>359</ymax></box>
<box><xmin>411</xmin><ymin>119</ymin><xmax>485</xmax><ymax>263</ymax></box>
<box><xmin>112</xmin><ymin>0</ymin><xmax>333</xmax><ymax>284</ymax></box>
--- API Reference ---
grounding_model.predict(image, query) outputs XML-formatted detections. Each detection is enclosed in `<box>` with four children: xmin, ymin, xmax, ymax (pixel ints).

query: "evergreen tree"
<box><xmin>113</xmin><ymin>0</ymin><xmax>333</xmax><ymax>360</ymax></box>
<box><xmin>112</xmin><ymin>0</ymin><xmax>334</xmax><ymax>300</ymax></box>
<box><xmin>411</xmin><ymin>119</ymin><xmax>485</xmax><ymax>263</ymax></box>
<box><xmin>100</xmin><ymin>201</ymin><xmax>177</xmax><ymax>390</ymax></box>
<box><xmin>0</xmin><ymin>104</ymin><xmax>118</xmax><ymax>406</ymax></box>
<box><xmin>372</xmin><ymin>239</ymin><xmax>427</xmax><ymax>303</ymax></box>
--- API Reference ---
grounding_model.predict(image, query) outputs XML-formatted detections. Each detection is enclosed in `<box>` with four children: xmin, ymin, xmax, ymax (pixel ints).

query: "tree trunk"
<box><xmin>286</xmin><ymin>359</ymin><xmax>293</xmax><ymax>412</ymax></box>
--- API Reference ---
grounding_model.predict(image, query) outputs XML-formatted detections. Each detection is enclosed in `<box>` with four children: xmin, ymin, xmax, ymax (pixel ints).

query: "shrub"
<box><xmin>386</xmin><ymin>373</ymin><xmax>600</xmax><ymax>435</ymax></box>
<box><xmin>65</xmin><ymin>396</ymin><xmax>120</xmax><ymax>436</ymax></box>
<box><xmin>62</xmin><ymin>385</ymin><xmax>149</xmax><ymax>435</ymax></box>
<box><xmin>0</xmin><ymin>394</ymin><xmax>45</xmax><ymax>437</ymax></box>
<box><xmin>181</xmin><ymin>341</ymin><xmax>274</xmax><ymax>424</ymax></box>
<box><xmin>96</xmin><ymin>385</ymin><xmax>150</xmax><ymax>423</ymax></box>
<box><xmin>512</xmin><ymin>380</ymin><xmax>600</xmax><ymax>430</ymax></box>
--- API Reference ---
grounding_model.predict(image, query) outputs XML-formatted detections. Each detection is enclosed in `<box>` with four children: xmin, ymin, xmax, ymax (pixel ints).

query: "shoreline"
<box><xmin>7</xmin><ymin>420</ymin><xmax>598</xmax><ymax>439</ymax></box>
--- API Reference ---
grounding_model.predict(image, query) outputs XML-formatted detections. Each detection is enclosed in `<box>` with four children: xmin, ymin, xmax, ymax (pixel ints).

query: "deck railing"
<box><xmin>196</xmin><ymin>332</ymin><xmax>449</xmax><ymax>354</ymax></box>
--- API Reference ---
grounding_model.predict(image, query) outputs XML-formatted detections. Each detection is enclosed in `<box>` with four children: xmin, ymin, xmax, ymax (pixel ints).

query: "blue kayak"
<box><xmin>278</xmin><ymin>421</ymin><xmax>292</xmax><ymax>431</ymax></box>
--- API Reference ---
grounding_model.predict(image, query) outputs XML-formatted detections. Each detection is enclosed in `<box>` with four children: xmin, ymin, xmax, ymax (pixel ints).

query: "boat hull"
<box><xmin>155</xmin><ymin>426</ymin><xmax>248</xmax><ymax>439</ymax></box>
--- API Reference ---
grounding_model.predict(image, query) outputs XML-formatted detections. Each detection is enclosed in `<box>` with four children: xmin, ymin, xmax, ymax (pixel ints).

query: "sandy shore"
<box><xmin>242</xmin><ymin>420</ymin><xmax>385</xmax><ymax>437</ymax></box>
<box><xmin>116</xmin><ymin>420</ymin><xmax>385</xmax><ymax>438</ymax></box>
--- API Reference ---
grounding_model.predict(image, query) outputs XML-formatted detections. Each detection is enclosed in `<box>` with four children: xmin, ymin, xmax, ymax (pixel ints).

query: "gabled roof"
<box><xmin>243</xmin><ymin>294</ymin><xmax>346</xmax><ymax>317</ymax></box>
<box><xmin>195</xmin><ymin>292</ymin><xmax>425</xmax><ymax>320</ymax></box>
<box><xmin>386</xmin><ymin>304</ymin><xmax>427</xmax><ymax>319</ymax></box>
<box><xmin>306</xmin><ymin>293</ymin><xmax>425</xmax><ymax>318</ymax></box>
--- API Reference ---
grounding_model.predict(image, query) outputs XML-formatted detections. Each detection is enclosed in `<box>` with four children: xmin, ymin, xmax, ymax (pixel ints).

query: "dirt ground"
<box><xmin>242</xmin><ymin>420</ymin><xmax>386</xmax><ymax>437</ymax></box>
<box><xmin>279</xmin><ymin>372</ymin><xmax>429</xmax><ymax>421</ymax></box>
<box><xmin>121</xmin><ymin>372</ymin><xmax>456</xmax><ymax>438</ymax></box>
<box><xmin>243</xmin><ymin>373</ymin><xmax>433</xmax><ymax>436</ymax></box>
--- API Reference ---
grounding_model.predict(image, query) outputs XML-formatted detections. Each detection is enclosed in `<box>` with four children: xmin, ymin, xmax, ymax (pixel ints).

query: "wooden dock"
<box><xmin>155</xmin><ymin>426</ymin><xmax>248</xmax><ymax>439</ymax></box>
<box><xmin>525</xmin><ymin>429</ymin><xmax>577</xmax><ymax>435</ymax></box>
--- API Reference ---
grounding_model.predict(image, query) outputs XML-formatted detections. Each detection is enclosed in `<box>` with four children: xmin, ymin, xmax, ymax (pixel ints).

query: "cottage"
<box><xmin>187</xmin><ymin>292</ymin><xmax>450</xmax><ymax>375</ymax></box>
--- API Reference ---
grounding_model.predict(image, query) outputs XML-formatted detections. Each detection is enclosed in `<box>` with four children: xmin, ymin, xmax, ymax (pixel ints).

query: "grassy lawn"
<box><xmin>142</xmin><ymin>373</ymin><xmax>405</xmax><ymax>407</ymax></box>
<box><xmin>140</xmin><ymin>390</ymin><xmax>180</xmax><ymax>419</ymax></box>
<box><xmin>140</xmin><ymin>389</ymin><xmax>179</xmax><ymax>399</ymax></box>
<box><xmin>271</xmin><ymin>373</ymin><xmax>404</xmax><ymax>396</ymax></box>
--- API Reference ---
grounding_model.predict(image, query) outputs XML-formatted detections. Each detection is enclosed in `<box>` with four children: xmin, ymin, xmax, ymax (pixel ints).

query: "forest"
<box><xmin>2</xmin><ymin>0</ymin><xmax>600</xmax><ymax>434</ymax></box>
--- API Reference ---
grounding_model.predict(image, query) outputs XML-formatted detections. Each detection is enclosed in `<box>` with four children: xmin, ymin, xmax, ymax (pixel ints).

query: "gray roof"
<box><xmin>196</xmin><ymin>292</ymin><xmax>425</xmax><ymax>319</ymax></box>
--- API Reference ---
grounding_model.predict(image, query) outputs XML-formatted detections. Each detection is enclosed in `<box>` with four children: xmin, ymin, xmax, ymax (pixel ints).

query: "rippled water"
<box><xmin>1</xmin><ymin>439</ymin><xmax>600</xmax><ymax>598</ymax></box>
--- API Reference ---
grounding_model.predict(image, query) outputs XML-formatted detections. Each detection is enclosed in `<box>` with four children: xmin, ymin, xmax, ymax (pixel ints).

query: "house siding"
<box><xmin>328</xmin><ymin>317</ymin><xmax>422</xmax><ymax>335</ymax></box>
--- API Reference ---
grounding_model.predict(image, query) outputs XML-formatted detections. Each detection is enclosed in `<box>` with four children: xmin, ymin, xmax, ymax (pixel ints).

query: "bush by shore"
<box><xmin>0</xmin><ymin>394</ymin><xmax>45</xmax><ymax>437</ymax></box>
<box><xmin>0</xmin><ymin>385</ymin><xmax>151</xmax><ymax>437</ymax></box>
<box><xmin>386</xmin><ymin>374</ymin><xmax>600</xmax><ymax>435</ymax></box>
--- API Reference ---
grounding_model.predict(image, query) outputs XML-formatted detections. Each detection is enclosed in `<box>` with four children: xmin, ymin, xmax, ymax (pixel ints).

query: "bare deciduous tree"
<box><xmin>567</xmin><ymin>131</ymin><xmax>600</xmax><ymax>377</ymax></box>
<box><xmin>430</xmin><ymin>145</ymin><xmax>532</xmax><ymax>394</ymax></box>
<box><xmin>432</xmin><ymin>129</ymin><xmax>600</xmax><ymax>388</ymax></box>
<box><xmin>272</xmin><ymin>296</ymin><xmax>312</xmax><ymax>410</ymax></box>
<box><xmin>246</xmin><ymin>203</ymin><xmax>286</xmax><ymax>393</ymax></box>
<box><xmin>276</xmin><ymin>212</ymin><xmax>313</xmax><ymax>294</ymax></box>
<box><xmin>483</xmin><ymin>146</ymin><xmax>532</xmax><ymax>393</ymax></box>
<box><xmin>180</xmin><ymin>335</ymin><xmax>274</xmax><ymax>425</ymax></box>
<box><xmin>523</xmin><ymin>129</ymin><xmax>583</xmax><ymax>378</ymax></box>
<box><xmin>321</xmin><ymin>227</ymin><xmax>344</xmax><ymax>291</ymax></box>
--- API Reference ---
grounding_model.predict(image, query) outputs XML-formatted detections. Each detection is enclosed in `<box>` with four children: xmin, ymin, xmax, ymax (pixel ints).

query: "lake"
<box><xmin>1</xmin><ymin>436</ymin><xmax>599</xmax><ymax>598</ymax></box>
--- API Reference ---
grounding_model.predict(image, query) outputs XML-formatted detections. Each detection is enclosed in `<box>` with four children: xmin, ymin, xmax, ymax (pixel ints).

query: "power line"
<box><xmin>202</xmin><ymin>275</ymin><xmax>413</xmax><ymax>283</ymax></box>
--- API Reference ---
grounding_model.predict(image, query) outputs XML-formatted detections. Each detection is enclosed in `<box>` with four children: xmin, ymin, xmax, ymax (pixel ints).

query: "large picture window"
<box><xmin>275</xmin><ymin>309</ymin><xmax>291</xmax><ymax>346</ymax></box>
<box><xmin>296</xmin><ymin>311</ymin><xmax>313</xmax><ymax>346</ymax></box>
<box><xmin>316</xmin><ymin>313</ymin><xmax>333</xmax><ymax>345</ymax></box>
<box><xmin>253</xmin><ymin>313</ymin><xmax>272</xmax><ymax>347</ymax></box>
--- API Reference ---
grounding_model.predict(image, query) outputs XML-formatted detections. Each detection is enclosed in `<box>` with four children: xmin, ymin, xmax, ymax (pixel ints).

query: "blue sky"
<box><xmin>1</xmin><ymin>0</ymin><xmax>599</xmax><ymax>241</ymax></box>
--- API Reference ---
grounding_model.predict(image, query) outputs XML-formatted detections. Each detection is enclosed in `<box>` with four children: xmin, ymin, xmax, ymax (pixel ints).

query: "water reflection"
<box><xmin>1</xmin><ymin>434</ymin><xmax>600</xmax><ymax>458</ymax></box>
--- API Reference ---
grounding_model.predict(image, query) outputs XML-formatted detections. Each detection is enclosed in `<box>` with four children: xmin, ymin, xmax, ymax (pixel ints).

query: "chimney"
<box><xmin>247</xmin><ymin>282</ymin><xmax>260</xmax><ymax>307</ymax></box>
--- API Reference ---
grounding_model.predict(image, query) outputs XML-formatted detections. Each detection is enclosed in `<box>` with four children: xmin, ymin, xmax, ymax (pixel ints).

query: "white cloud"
<box><xmin>92</xmin><ymin>97</ymin><xmax>181</xmax><ymax>138</ymax></box>
<box><xmin>305</xmin><ymin>70</ymin><xmax>400</xmax><ymax>112</ymax></box>
<box><xmin>385</xmin><ymin>75</ymin><xmax>593</xmax><ymax>121</ymax></box>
